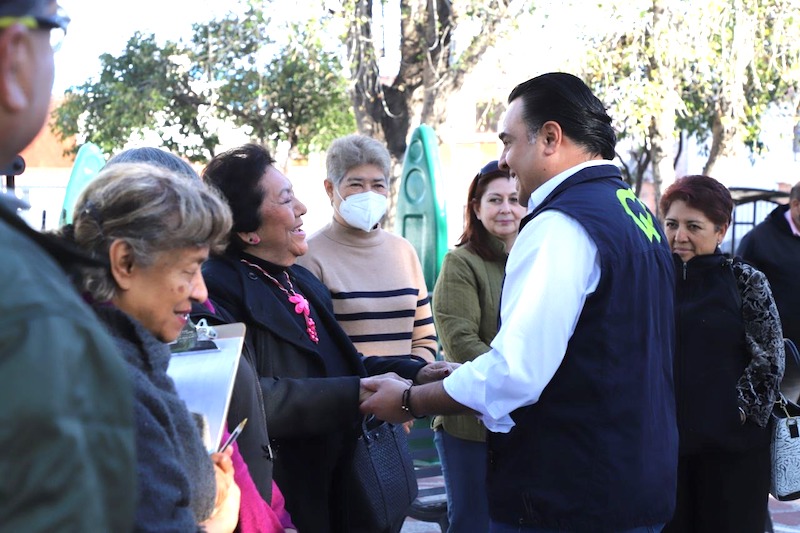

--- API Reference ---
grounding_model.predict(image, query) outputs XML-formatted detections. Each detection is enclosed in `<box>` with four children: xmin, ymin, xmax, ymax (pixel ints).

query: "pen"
<box><xmin>218</xmin><ymin>418</ymin><xmax>248</xmax><ymax>453</ymax></box>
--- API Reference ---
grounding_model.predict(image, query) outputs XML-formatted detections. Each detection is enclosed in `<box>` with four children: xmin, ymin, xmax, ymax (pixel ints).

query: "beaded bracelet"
<box><xmin>401</xmin><ymin>385</ymin><xmax>425</xmax><ymax>419</ymax></box>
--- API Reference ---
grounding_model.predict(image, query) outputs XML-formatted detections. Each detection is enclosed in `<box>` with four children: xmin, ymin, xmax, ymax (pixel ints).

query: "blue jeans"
<box><xmin>489</xmin><ymin>522</ymin><xmax>665</xmax><ymax>533</ymax></box>
<box><xmin>433</xmin><ymin>429</ymin><xmax>490</xmax><ymax>533</ymax></box>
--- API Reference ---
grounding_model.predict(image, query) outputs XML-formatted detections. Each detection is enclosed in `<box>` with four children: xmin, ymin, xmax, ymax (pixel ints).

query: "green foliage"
<box><xmin>578</xmin><ymin>0</ymin><xmax>800</xmax><ymax>178</ymax></box>
<box><xmin>51</xmin><ymin>5</ymin><xmax>354</xmax><ymax>162</ymax></box>
<box><xmin>213</xmin><ymin>21</ymin><xmax>356</xmax><ymax>156</ymax></box>
<box><xmin>54</xmin><ymin>33</ymin><xmax>217</xmax><ymax>161</ymax></box>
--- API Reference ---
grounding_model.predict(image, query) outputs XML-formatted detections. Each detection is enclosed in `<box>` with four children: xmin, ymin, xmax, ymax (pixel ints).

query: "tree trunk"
<box><xmin>702</xmin><ymin>1</ymin><xmax>755</xmax><ymax>177</ymax></box>
<box><xmin>346</xmin><ymin>0</ymin><xmax>518</xmax><ymax>159</ymax></box>
<box><xmin>647</xmin><ymin>0</ymin><xmax>677</xmax><ymax>217</ymax></box>
<box><xmin>344</xmin><ymin>0</ymin><xmax>520</xmax><ymax>226</ymax></box>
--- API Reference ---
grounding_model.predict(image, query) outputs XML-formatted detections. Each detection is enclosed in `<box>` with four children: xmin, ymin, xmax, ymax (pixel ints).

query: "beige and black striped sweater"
<box><xmin>298</xmin><ymin>219</ymin><xmax>438</xmax><ymax>362</ymax></box>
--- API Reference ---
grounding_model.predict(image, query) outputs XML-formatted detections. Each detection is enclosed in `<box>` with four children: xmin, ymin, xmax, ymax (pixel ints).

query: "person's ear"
<box><xmin>717</xmin><ymin>222</ymin><xmax>730</xmax><ymax>243</ymax></box>
<box><xmin>108</xmin><ymin>239</ymin><xmax>136</xmax><ymax>291</ymax></box>
<box><xmin>472</xmin><ymin>199</ymin><xmax>482</xmax><ymax>221</ymax></box>
<box><xmin>236</xmin><ymin>232</ymin><xmax>260</xmax><ymax>246</ymax></box>
<box><xmin>540</xmin><ymin>121</ymin><xmax>562</xmax><ymax>155</ymax></box>
<box><xmin>324</xmin><ymin>179</ymin><xmax>335</xmax><ymax>203</ymax></box>
<box><xmin>0</xmin><ymin>25</ymin><xmax>33</xmax><ymax>112</ymax></box>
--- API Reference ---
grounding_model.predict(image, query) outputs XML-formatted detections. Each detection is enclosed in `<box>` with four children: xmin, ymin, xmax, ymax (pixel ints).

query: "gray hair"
<box><xmin>72</xmin><ymin>163</ymin><xmax>232</xmax><ymax>301</ymax></box>
<box><xmin>325</xmin><ymin>134</ymin><xmax>391</xmax><ymax>187</ymax></box>
<box><xmin>106</xmin><ymin>147</ymin><xmax>200</xmax><ymax>182</ymax></box>
<box><xmin>791</xmin><ymin>182</ymin><xmax>800</xmax><ymax>202</ymax></box>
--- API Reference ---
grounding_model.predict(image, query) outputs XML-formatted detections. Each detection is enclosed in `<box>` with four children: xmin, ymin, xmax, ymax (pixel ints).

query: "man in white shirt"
<box><xmin>361</xmin><ymin>72</ymin><xmax>677</xmax><ymax>532</ymax></box>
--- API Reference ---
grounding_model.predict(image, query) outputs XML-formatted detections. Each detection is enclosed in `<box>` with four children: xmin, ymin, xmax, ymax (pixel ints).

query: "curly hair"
<box><xmin>71</xmin><ymin>163</ymin><xmax>232</xmax><ymax>301</ymax></box>
<box><xmin>202</xmin><ymin>143</ymin><xmax>276</xmax><ymax>252</ymax></box>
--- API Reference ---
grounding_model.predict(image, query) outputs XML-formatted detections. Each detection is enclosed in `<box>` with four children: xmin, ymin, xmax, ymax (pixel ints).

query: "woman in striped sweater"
<box><xmin>298</xmin><ymin>134</ymin><xmax>438</xmax><ymax>363</ymax></box>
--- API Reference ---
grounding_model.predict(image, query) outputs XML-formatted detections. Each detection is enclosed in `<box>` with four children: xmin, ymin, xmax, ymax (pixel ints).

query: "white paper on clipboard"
<box><xmin>167</xmin><ymin>323</ymin><xmax>245</xmax><ymax>453</ymax></box>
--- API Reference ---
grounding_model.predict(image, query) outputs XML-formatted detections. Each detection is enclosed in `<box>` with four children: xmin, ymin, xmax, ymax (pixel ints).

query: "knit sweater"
<box><xmin>431</xmin><ymin>238</ymin><xmax>508</xmax><ymax>442</ymax></box>
<box><xmin>93</xmin><ymin>305</ymin><xmax>217</xmax><ymax>531</ymax></box>
<box><xmin>298</xmin><ymin>219</ymin><xmax>438</xmax><ymax>362</ymax></box>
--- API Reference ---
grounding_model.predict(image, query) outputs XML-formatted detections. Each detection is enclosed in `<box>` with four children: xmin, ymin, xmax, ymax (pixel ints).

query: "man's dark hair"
<box><xmin>202</xmin><ymin>143</ymin><xmax>276</xmax><ymax>251</ymax></box>
<box><xmin>791</xmin><ymin>182</ymin><xmax>800</xmax><ymax>202</ymax></box>
<box><xmin>508</xmin><ymin>73</ymin><xmax>616</xmax><ymax>160</ymax></box>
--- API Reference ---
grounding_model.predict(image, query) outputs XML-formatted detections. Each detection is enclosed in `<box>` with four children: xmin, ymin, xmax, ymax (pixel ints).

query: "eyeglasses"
<box><xmin>0</xmin><ymin>8</ymin><xmax>71</xmax><ymax>52</ymax></box>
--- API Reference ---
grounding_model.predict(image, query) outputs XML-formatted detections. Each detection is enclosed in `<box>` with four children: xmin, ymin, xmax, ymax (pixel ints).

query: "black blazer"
<box><xmin>199</xmin><ymin>253</ymin><xmax>426</xmax><ymax>532</ymax></box>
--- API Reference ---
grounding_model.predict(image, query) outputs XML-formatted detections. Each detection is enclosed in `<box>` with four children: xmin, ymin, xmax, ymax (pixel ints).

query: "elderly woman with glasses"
<box><xmin>68</xmin><ymin>163</ymin><xmax>240</xmax><ymax>533</ymax></box>
<box><xmin>199</xmin><ymin>143</ymin><xmax>451</xmax><ymax>533</ymax></box>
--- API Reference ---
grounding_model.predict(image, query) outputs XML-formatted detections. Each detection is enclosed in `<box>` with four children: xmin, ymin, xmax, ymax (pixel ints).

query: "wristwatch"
<box><xmin>738</xmin><ymin>407</ymin><xmax>746</xmax><ymax>424</ymax></box>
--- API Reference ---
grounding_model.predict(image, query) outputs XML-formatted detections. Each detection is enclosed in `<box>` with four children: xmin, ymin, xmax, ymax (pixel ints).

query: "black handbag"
<box><xmin>347</xmin><ymin>416</ymin><xmax>418</xmax><ymax>531</ymax></box>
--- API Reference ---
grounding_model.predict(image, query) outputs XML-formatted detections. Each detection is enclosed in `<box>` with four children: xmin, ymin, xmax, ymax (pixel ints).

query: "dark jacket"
<box><xmin>201</xmin><ymin>253</ymin><xmax>426</xmax><ymax>533</ymax></box>
<box><xmin>737</xmin><ymin>204</ymin><xmax>800</xmax><ymax>346</ymax></box>
<box><xmin>0</xmin><ymin>196</ymin><xmax>136</xmax><ymax>531</ymax></box>
<box><xmin>192</xmin><ymin>300</ymin><xmax>276</xmax><ymax>505</ymax></box>
<box><xmin>673</xmin><ymin>253</ymin><xmax>784</xmax><ymax>453</ymax></box>
<box><xmin>487</xmin><ymin>165</ymin><xmax>677</xmax><ymax>531</ymax></box>
<box><xmin>94</xmin><ymin>305</ymin><xmax>217</xmax><ymax>532</ymax></box>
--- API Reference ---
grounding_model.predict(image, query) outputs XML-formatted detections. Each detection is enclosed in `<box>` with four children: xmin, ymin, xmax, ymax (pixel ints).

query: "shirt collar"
<box><xmin>526</xmin><ymin>159</ymin><xmax>614</xmax><ymax>214</ymax></box>
<box><xmin>785</xmin><ymin>208</ymin><xmax>800</xmax><ymax>236</ymax></box>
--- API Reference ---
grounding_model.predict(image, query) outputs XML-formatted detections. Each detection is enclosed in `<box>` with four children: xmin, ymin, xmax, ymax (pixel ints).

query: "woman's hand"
<box><xmin>360</xmin><ymin>372</ymin><xmax>411</xmax><ymax>403</ymax></box>
<box><xmin>211</xmin><ymin>448</ymin><xmax>235</xmax><ymax>509</ymax></box>
<box><xmin>415</xmin><ymin>361</ymin><xmax>461</xmax><ymax>384</ymax></box>
<box><xmin>200</xmin><ymin>448</ymin><xmax>241</xmax><ymax>533</ymax></box>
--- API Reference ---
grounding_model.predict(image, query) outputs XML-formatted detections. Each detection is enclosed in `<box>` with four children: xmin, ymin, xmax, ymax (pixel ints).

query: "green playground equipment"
<box><xmin>396</xmin><ymin>124</ymin><xmax>448</xmax><ymax>293</ymax></box>
<box><xmin>60</xmin><ymin>143</ymin><xmax>106</xmax><ymax>226</ymax></box>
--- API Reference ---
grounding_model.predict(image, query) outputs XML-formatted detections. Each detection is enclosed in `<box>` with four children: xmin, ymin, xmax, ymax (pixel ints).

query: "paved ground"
<box><xmin>402</xmin><ymin>496</ymin><xmax>800</xmax><ymax>532</ymax></box>
<box><xmin>771</xmin><ymin>497</ymin><xmax>800</xmax><ymax>532</ymax></box>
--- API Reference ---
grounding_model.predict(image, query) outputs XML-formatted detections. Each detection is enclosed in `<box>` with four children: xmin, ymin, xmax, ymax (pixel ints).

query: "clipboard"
<box><xmin>166</xmin><ymin>323</ymin><xmax>245</xmax><ymax>453</ymax></box>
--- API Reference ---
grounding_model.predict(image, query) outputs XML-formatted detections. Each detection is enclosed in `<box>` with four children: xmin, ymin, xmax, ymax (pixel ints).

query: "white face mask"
<box><xmin>335</xmin><ymin>189</ymin><xmax>388</xmax><ymax>232</ymax></box>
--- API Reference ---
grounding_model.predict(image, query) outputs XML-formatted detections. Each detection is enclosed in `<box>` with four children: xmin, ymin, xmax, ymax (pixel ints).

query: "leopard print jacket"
<box><xmin>733</xmin><ymin>259</ymin><xmax>786</xmax><ymax>427</ymax></box>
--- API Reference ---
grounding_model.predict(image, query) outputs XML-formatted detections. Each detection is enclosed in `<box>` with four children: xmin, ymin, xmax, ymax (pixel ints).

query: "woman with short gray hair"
<box><xmin>298</xmin><ymin>134</ymin><xmax>439</xmax><ymax>363</ymax></box>
<box><xmin>69</xmin><ymin>163</ymin><xmax>240</xmax><ymax>533</ymax></box>
<box><xmin>325</xmin><ymin>133</ymin><xmax>391</xmax><ymax>187</ymax></box>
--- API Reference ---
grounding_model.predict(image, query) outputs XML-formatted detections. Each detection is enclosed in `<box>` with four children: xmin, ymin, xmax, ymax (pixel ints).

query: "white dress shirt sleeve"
<box><xmin>442</xmin><ymin>210</ymin><xmax>600</xmax><ymax>432</ymax></box>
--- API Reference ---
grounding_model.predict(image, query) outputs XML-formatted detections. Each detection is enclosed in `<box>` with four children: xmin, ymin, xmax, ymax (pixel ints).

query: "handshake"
<box><xmin>358</xmin><ymin>361</ymin><xmax>460</xmax><ymax>423</ymax></box>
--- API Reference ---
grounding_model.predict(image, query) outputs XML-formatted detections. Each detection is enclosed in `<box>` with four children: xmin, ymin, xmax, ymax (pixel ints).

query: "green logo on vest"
<box><xmin>616</xmin><ymin>188</ymin><xmax>662</xmax><ymax>243</ymax></box>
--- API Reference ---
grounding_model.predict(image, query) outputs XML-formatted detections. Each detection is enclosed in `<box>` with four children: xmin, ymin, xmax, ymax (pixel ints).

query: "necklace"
<box><xmin>241</xmin><ymin>259</ymin><xmax>319</xmax><ymax>343</ymax></box>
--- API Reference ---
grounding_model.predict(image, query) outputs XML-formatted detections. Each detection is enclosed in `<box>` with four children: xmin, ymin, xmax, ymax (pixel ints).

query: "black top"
<box><xmin>738</xmin><ymin>204</ymin><xmax>800</xmax><ymax>345</ymax></box>
<box><xmin>240</xmin><ymin>253</ymin><xmax>351</xmax><ymax>377</ymax></box>
<box><xmin>199</xmin><ymin>252</ymin><xmax>426</xmax><ymax>533</ymax></box>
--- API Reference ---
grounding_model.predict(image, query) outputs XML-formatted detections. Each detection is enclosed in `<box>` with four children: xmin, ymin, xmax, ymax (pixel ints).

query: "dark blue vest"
<box><xmin>487</xmin><ymin>165</ymin><xmax>678</xmax><ymax>531</ymax></box>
